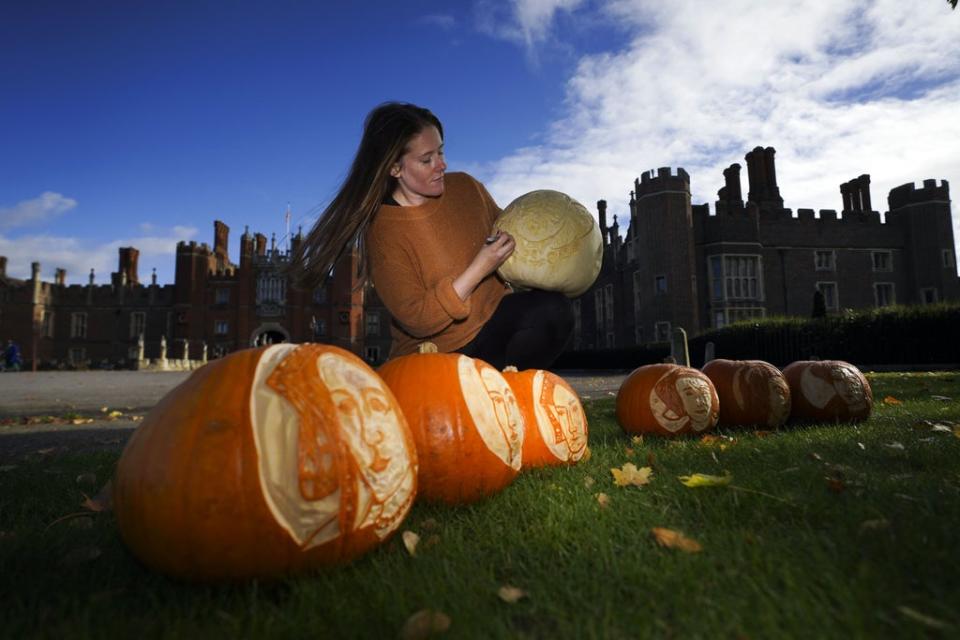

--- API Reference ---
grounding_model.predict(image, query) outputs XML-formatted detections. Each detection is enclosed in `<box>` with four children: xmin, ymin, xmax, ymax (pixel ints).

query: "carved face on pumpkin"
<box><xmin>800</xmin><ymin>363</ymin><xmax>868</xmax><ymax>412</ymax></box>
<box><xmin>649</xmin><ymin>369</ymin><xmax>715</xmax><ymax>433</ymax></box>
<box><xmin>732</xmin><ymin>364</ymin><xmax>791</xmax><ymax>425</ymax></box>
<box><xmin>250</xmin><ymin>345</ymin><xmax>415</xmax><ymax>550</ymax></box>
<box><xmin>458</xmin><ymin>356</ymin><xmax>524</xmax><ymax>470</ymax></box>
<box><xmin>533</xmin><ymin>371</ymin><xmax>587</xmax><ymax>460</ymax></box>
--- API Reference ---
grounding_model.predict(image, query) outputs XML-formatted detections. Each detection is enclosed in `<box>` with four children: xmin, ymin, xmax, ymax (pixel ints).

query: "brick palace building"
<box><xmin>1</xmin><ymin>145</ymin><xmax>957</xmax><ymax>368</ymax></box>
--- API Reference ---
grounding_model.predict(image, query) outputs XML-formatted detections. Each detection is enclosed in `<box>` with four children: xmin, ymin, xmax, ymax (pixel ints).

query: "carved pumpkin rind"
<box><xmin>113</xmin><ymin>344</ymin><xmax>417</xmax><ymax>581</ymax></box>
<box><xmin>378</xmin><ymin>352</ymin><xmax>524</xmax><ymax>504</ymax></box>
<box><xmin>701</xmin><ymin>359</ymin><xmax>791</xmax><ymax>428</ymax></box>
<box><xmin>502</xmin><ymin>368</ymin><xmax>589</xmax><ymax>468</ymax></box>
<box><xmin>494</xmin><ymin>190</ymin><xmax>603</xmax><ymax>298</ymax></box>
<box><xmin>782</xmin><ymin>360</ymin><xmax>873</xmax><ymax>423</ymax></box>
<box><xmin>615</xmin><ymin>364</ymin><xmax>719</xmax><ymax>437</ymax></box>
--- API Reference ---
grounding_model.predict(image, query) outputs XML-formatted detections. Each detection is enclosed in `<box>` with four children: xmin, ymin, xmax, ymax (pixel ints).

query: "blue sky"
<box><xmin>2</xmin><ymin>0</ymin><xmax>959</xmax><ymax>284</ymax></box>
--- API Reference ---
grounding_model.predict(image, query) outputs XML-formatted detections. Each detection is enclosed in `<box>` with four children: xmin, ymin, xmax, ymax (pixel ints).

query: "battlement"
<box><xmin>636</xmin><ymin>167</ymin><xmax>690</xmax><ymax>197</ymax></box>
<box><xmin>176</xmin><ymin>240</ymin><xmax>213</xmax><ymax>255</ymax></box>
<box><xmin>888</xmin><ymin>179</ymin><xmax>950</xmax><ymax>211</ymax></box>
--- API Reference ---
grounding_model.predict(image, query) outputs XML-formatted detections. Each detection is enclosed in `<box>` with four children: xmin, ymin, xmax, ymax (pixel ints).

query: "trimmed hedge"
<box><xmin>555</xmin><ymin>304</ymin><xmax>960</xmax><ymax>370</ymax></box>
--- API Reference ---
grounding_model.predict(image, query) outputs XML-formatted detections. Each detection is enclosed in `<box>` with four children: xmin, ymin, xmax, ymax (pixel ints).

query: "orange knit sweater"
<box><xmin>366</xmin><ymin>172</ymin><xmax>509</xmax><ymax>358</ymax></box>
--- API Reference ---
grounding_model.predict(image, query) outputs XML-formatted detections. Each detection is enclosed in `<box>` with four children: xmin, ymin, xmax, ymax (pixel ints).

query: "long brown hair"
<box><xmin>289</xmin><ymin>102</ymin><xmax>444</xmax><ymax>288</ymax></box>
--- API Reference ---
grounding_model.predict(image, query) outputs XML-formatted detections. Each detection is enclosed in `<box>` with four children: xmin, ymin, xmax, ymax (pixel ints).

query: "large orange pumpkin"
<box><xmin>616</xmin><ymin>363</ymin><xmax>719</xmax><ymax>437</ymax></box>
<box><xmin>701</xmin><ymin>359</ymin><xmax>791</xmax><ymax>428</ymax></box>
<box><xmin>782</xmin><ymin>360</ymin><xmax>873</xmax><ymax>423</ymax></box>
<box><xmin>113</xmin><ymin>344</ymin><xmax>417</xmax><ymax>581</ymax></box>
<box><xmin>378</xmin><ymin>347</ymin><xmax>524</xmax><ymax>504</ymax></box>
<box><xmin>502</xmin><ymin>366</ymin><xmax>589</xmax><ymax>468</ymax></box>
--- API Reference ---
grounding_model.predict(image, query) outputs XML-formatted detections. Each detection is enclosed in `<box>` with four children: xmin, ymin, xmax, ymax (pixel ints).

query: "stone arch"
<box><xmin>250</xmin><ymin>322</ymin><xmax>290</xmax><ymax>347</ymax></box>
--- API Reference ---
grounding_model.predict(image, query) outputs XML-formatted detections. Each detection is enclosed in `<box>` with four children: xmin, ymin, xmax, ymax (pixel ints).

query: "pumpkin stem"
<box><xmin>417</xmin><ymin>342</ymin><xmax>439</xmax><ymax>354</ymax></box>
<box><xmin>503</xmin><ymin>365</ymin><xmax>519</xmax><ymax>372</ymax></box>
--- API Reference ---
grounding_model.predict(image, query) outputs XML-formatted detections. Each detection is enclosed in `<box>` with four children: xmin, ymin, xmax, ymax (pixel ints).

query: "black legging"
<box><xmin>457</xmin><ymin>289</ymin><xmax>574</xmax><ymax>370</ymax></box>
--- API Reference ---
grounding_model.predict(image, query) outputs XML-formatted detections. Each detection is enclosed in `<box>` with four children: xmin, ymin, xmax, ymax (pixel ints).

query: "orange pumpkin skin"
<box><xmin>113</xmin><ymin>344</ymin><xmax>417</xmax><ymax>581</ymax></box>
<box><xmin>378</xmin><ymin>352</ymin><xmax>524</xmax><ymax>504</ymax></box>
<box><xmin>616</xmin><ymin>364</ymin><xmax>719</xmax><ymax>437</ymax></box>
<box><xmin>782</xmin><ymin>360</ymin><xmax>873</xmax><ymax>423</ymax></box>
<box><xmin>502</xmin><ymin>368</ymin><xmax>589</xmax><ymax>468</ymax></box>
<box><xmin>701</xmin><ymin>359</ymin><xmax>791</xmax><ymax>428</ymax></box>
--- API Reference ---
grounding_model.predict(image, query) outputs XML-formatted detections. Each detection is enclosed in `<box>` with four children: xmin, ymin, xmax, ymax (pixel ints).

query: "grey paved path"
<box><xmin>0</xmin><ymin>369</ymin><xmax>627</xmax><ymax>418</ymax></box>
<box><xmin>0</xmin><ymin>369</ymin><xmax>628</xmax><ymax>461</ymax></box>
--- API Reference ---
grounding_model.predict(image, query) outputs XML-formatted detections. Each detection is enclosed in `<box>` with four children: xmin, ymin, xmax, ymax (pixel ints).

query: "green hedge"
<box><xmin>687</xmin><ymin>303</ymin><xmax>960</xmax><ymax>368</ymax></box>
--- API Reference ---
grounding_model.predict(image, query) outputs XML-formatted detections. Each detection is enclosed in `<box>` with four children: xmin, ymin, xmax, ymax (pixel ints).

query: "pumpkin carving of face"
<box><xmin>703</xmin><ymin>359</ymin><xmax>792</xmax><ymax>428</ymax></box>
<box><xmin>783</xmin><ymin>360</ymin><xmax>872</xmax><ymax>423</ymax></box>
<box><xmin>114</xmin><ymin>344</ymin><xmax>417</xmax><ymax>581</ymax></box>
<box><xmin>616</xmin><ymin>364</ymin><xmax>719</xmax><ymax>437</ymax></box>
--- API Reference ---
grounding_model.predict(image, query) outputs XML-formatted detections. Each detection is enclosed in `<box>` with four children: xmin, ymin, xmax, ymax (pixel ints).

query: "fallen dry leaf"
<box><xmin>497</xmin><ymin>585</ymin><xmax>528</xmax><ymax>604</ymax></box>
<box><xmin>651</xmin><ymin>527</ymin><xmax>703</xmax><ymax>553</ymax></box>
<box><xmin>611</xmin><ymin>463</ymin><xmax>653</xmax><ymax>488</ymax></box>
<box><xmin>678</xmin><ymin>472</ymin><xmax>732</xmax><ymax>488</ymax></box>
<box><xmin>623</xmin><ymin>447</ymin><xmax>635</xmax><ymax>458</ymax></box>
<box><xmin>859</xmin><ymin>518</ymin><xmax>890</xmax><ymax>534</ymax></box>
<box><xmin>631</xmin><ymin>435</ymin><xmax>644</xmax><ymax>446</ymax></box>
<box><xmin>581</xmin><ymin>447</ymin><xmax>592</xmax><ymax>462</ymax></box>
<box><xmin>402</xmin><ymin>531</ymin><xmax>420</xmax><ymax>556</ymax></box>
<box><xmin>826</xmin><ymin>477</ymin><xmax>846</xmax><ymax>493</ymax></box>
<box><xmin>420</xmin><ymin>518</ymin><xmax>439</xmax><ymax>531</ymax></box>
<box><xmin>596</xmin><ymin>492</ymin><xmax>610</xmax><ymax>508</ymax></box>
<box><xmin>81</xmin><ymin>479</ymin><xmax>113</xmax><ymax>513</ymax></box>
<box><xmin>400</xmin><ymin>609</ymin><xmax>451</xmax><ymax>640</ymax></box>
<box><xmin>107</xmin><ymin>410</ymin><xmax>124</xmax><ymax>419</ymax></box>
<box><xmin>71</xmin><ymin>418</ymin><xmax>94</xmax><ymax>425</ymax></box>
<box><xmin>700</xmin><ymin>434</ymin><xmax>720</xmax><ymax>445</ymax></box>
<box><xmin>583</xmin><ymin>475</ymin><xmax>595</xmax><ymax>489</ymax></box>
<box><xmin>882</xmin><ymin>396</ymin><xmax>903</xmax><ymax>405</ymax></box>
<box><xmin>424</xmin><ymin>534</ymin><xmax>441</xmax><ymax>549</ymax></box>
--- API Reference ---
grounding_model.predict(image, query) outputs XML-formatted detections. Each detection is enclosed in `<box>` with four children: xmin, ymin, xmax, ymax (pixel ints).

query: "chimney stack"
<box><xmin>118</xmin><ymin>247</ymin><xmax>140</xmax><ymax>285</ymax></box>
<box><xmin>55</xmin><ymin>268</ymin><xmax>66</xmax><ymax>286</ymax></box>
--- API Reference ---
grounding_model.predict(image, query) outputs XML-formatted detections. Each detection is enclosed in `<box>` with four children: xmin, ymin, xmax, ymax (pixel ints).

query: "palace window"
<box><xmin>654</xmin><ymin>321</ymin><xmax>671</xmax><ymax>343</ymax></box>
<box><xmin>920</xmin><ymin>287</ymin><xmax>938</xmax><ymax>305</ymax></box>
<box><xmin>214</xmin><ymin>320</ymin><xmax>229</xmax><ymax>335</ymax></box>
<box><xmin>312</xmin><ymin>317</ymin><xmax>326</xmax><ymax>337</ymax></box>
<box><xmin>129</xmin><ymin>312</ymin><xmax>146</xmax><ymax>339</ymax></box>
<box><xmin>709</xmin><ymin>254</ymin><xmax>763</xmax><ymax>302</ymax></box>
<box><xmin>364</xmin><ymin>346</ymin><xmax>381</xmax><ymax>363</ymax></box>
<box><xmin>41</xmin><ymin>310</ymin><xmax>54</xmax><ymax>338</ymax></box>
<box><xmin>713</xmin><ymin>307</ymin><xmax>766</xmax><ymax>328</ymax></box>
<box><xmin>816</xmin><ymin>282</ymin><xmax>839</xmax><ymax>311</ymax></box>
<box><xmin>68</xmin><ymin>347</ymin><xmax>86</xmax><ymax>366</ymax></box>
<box><xmin>606</xmin><ymin>332</ymin><xmax>616</xmax><ymax>349</ymax></box>
<box><xmin>654</xmin><ymin>274</ymin><xmax>667</xmax><ymax>294</ymax></box>
<box><xmin>365</xmin><ymin>312</ymin><xmax>380</xmax><ymax>336</ymax></box>
<box><xmin>313</xmin><ymin>287</ymin><xmax>327</xmax><ymax>304</ymax></box>
<box><xmin>872</xmin><ymin>250</ymin><xmax>892</xmax><ymax>272</ymax></box>
<box><xmin>256</xmin><ymin>275</ymin><xmax>286</xmax><ymax>304</ymax></box>
<box><xmin>215</xmin><ymin>288</ymin><xmax>230</xmax><ymax>305</ymax></box>
<box><xmin>874</xmin><ymin>282</ymin><xmax>895</xmax><ymax>307</ymax></box>
<box><xmin>594</xmin><ymin>288</ymin><xmax>604</xmax><ymax>338</ymax></box>
<box><xmin>814</xmin><ymin>250</ymin><xmax>836</xmax><ymax>271</ymax></box>
<box><xmin>70</xmin><ymin>312</ymin><xmax>87</xmax><ymax>339</ymax></box>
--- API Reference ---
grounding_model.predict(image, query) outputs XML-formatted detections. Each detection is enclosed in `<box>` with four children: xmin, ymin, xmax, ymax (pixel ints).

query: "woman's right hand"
<box><xmin>452</xmin><ymin>231</ymin><xmax>515</xmax><ymax>301</ymax></box>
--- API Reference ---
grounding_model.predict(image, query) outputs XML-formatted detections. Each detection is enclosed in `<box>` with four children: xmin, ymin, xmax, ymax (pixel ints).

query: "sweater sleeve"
<box><xmin>368</xmin><ymin>238</ymin><xmax>471</xmax><ymax>339</ymax></box>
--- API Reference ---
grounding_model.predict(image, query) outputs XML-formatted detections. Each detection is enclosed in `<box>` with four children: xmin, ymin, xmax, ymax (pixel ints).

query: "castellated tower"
<box><xmin>632</xmin><ymin>167</ymin><xmax>700</xmax><ymax>340</ymax></box>
<box><xmin>886</xmin><ymin>179</ymin><xmax>959</xmax><ymax>303</ymax></box>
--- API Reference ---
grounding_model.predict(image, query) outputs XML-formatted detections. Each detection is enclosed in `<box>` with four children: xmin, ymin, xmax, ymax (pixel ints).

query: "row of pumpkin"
<box><xmin>616</xmin><ymin>359</ymin><xmax>874</xmax><ymax>438</ymax></box>
<box><xmin>111</xmin><ymin>344</ymin><xmax>872</xmax><ymax>582</ymax></box>
<box><xmin>111</xmin><ymin>342</ymin><xmax>589</xmax><ymax>582</ymax></box>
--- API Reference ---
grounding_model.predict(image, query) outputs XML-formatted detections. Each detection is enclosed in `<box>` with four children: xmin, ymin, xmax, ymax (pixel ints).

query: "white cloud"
<box><xmin>0</xmin><ymin>192</ymin><xmax>77</xmax><ymax>230</ymax></box>
<box><xmin>477</xmin><ymin>0</ymin><xmax>586</xmax><ymax>63</ymax></box>
<box><xmin>477</xmin><ymin>0</ymin><xmax>960</xmax><ymax>269</ymax></box>
<box><xmin>416</xmin><ymin>14</ymin><xmax>456</xmax><ymax>30</ymax></box>
<box><xmin>0</xmin><ymin>225</ymin><xmax>198</xmax><ymax>284</ymax></box>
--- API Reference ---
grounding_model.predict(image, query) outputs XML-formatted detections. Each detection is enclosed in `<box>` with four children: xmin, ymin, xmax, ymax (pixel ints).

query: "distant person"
<box><xmin>3</xmin><ymin>339</ymin><xmax>22</xmax><ymax>372</ymax></box>
<box><xmin>290</xmin><ymin>102</ymin><xmax>573</xmax><ymax>370</ymax></box>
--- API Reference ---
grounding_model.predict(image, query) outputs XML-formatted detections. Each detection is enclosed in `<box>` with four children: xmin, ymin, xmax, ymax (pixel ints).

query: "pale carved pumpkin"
<box><xmin>782</xmin><ymin>360</ymin><xmax>873</xmax><ymax>423</ymax></box>
<box><xmin>701</xmin><ymin>359</ymin><xmax>791</xmax><ymax>428</ymax></box>
<box><xmin>502</xmin><ymin>366</ymin><xmax>589</xmax><ymax>467</ymax></box>
<box><xmin>378</xmin><ymin>347</ymin><xmax>524</xmax><ymax>504</ymax></box>
<box><xmin>113</xmin><ymin>344</ymin><xmax>417</xmax><ymax>581</ymax></box>
<box><xmin>494</xmin><ymin>190</ymin><xmax>603</xmax><ymax>297</ymax></box>
<box><xmin>616</xmin><ymin>363</ymin><xmax>719</xmax><ymax>437</ymax></box>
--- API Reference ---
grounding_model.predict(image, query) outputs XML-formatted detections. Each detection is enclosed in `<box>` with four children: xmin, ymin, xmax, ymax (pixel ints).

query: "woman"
<box><xmin>290</xmin><ymin>102</ymin><xmax>573</xmax><ymax>370</ymax></box>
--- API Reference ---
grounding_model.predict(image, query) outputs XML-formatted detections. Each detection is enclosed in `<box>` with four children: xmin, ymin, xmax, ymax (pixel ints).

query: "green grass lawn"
<box><xmin>1</xmin><ymin>372</ymin><xmax>959</xmax><ymax>639</ymax></box>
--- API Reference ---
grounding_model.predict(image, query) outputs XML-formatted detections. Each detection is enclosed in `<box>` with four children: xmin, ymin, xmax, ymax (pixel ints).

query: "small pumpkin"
<box><xmin>701</xmin><ymin>359</ymin><xmax>791</xmax><ymax>428</ymax></box>
<box><xmin>782</xmin><ymin>360</ymin><xmax>873</xmax><ymax>423</ymax></box>
<box><xmin>502</xmin><ymin>366</ymin><xmax>589</xmax><ymax>467</ymax></box>
<box><xmin>378</xmin><ymin>344</ymin><xmax>525</xmax><ymax>504</ymax></box>
<box><xmin>616</xmin><ymin>363</ymin><xmax>719</xmax><ymax>437</ymax></box>
<box><xmin>113</xmin><ymin>343</ymin><xmax>417</xmax><ymax>581</ymax></box>
<box><xmin>494</xmin><ymin>189</ymin><xmax>603</xmax><ymax>297</ymax></box>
